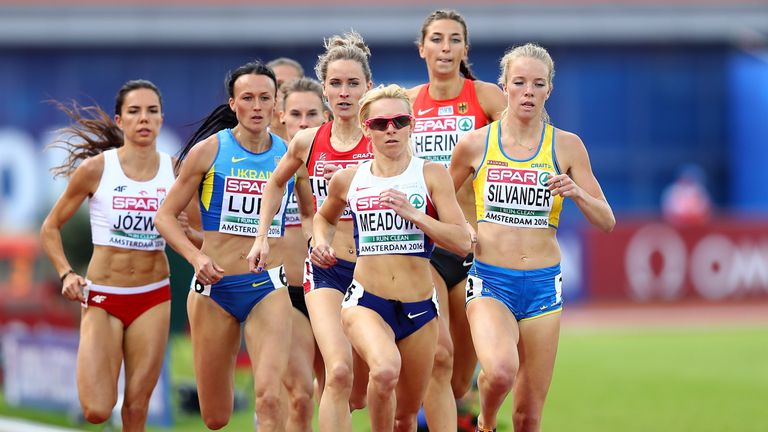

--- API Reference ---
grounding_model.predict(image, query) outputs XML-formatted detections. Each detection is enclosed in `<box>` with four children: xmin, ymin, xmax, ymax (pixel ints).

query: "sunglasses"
<box><xmin>364</xmin><ymin>114</ymin><xmax>413</xmax><ymax>131</ymax></box>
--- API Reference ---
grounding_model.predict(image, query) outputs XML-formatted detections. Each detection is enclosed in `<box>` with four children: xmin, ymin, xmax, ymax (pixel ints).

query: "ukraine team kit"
<box><xmin>191</xmin><ymin>129</ymin><xmax>293</xmax><ymax>322</ymax></box>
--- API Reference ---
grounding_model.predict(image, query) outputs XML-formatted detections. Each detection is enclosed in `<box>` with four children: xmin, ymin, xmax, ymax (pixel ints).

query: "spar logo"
<box><xmin>414</xmin><ymin>117</ymin><xmax>460</xmax><ymax>134</ymax></box>
<box><xmin>457</xmin><ymin>118</ymin><xmax>473</xmax><ymax>132</ymax></box>
<box><xmin>313</xmin><ymin>160</ymin><xmax>360</xmax><ymax>177</ymax></box>
<box><xmin>356</xmin><ymin>195</ymin><xmax>387</xmax><ymax>211</ymax></box>
<box><xmin>409</xmin><ymin>194</ymin><xmax>425</xmax><ymax>209</ymax></box>
<box><xmin>539</xmin><ymin>171</ymin><xmax>552</xmax><ymax>186</ymax></box>
<box><xmin>112</xmin><ymin>196</ymin><xmax>159</xmax><ymax>211</ymax></box>
<box><xmin>225</xmin><ymin>177</ymin><xmax>266</xmax><ymax>195</ymax></box>
<box><xmin>487</xmin><ymin>168</ymin><xmax>538</xmax><ymax>185</ymax></box>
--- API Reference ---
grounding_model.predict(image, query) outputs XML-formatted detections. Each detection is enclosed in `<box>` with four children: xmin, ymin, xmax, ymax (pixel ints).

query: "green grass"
<box><xmin>2</xmin><ymin>326</ymin><xmax>767</xmax><ymax>431</ymax></box>
<box><xmin>542</xmin><ymin>327</ymin><xmax>768</xmax><ymax>432</ymax></box>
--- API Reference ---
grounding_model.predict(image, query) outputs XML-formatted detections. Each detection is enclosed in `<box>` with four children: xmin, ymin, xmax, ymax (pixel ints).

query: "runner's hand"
<box><xmin>61</xmin><ymin>272</ymin><xmax>86</xmax><ymax>302</ymax></box>
<box><xmin>310</xmin><ymin>243</ymin><xmax>337</xmax><ymax>269</ymax></box>
<box><xmin>193</xmin><ymin>253</ymin><xmax>225</xmax><ymax>285</ymax></box>
<box><xmin>247</xmin><ymin>235</ymin><xmax>270</xmax><ymax>273</ymax></box>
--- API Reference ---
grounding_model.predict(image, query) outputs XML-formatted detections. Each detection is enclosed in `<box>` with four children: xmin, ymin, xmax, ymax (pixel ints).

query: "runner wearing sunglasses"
<box><xmin>247</xmin><ymin>31</ymin><xmax>373</xmax><ymax>432</ymax></box>
<box><xmin>311</xmin><ymin>84</ymin><xmax>471</xmax><ymax>431</ymax></box>
<box><xmin>407</xmin><ymin>9</ymin><xmax>507</xmax><ymax>431</ymax></box>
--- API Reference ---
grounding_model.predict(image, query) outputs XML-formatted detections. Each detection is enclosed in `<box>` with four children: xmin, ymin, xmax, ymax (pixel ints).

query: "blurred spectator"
<box><xmin>661</xmin><ymin>164</ymin><xmax>712</xmax><ymax>225</ymax></box>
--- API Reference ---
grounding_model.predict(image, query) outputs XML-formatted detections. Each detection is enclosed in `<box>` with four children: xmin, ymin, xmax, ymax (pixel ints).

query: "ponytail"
<box><xmin>175</xmin><ymin>60</ymin><xmax>275</xmax><ymax>172</ymax></box>
<box><xmin>176</xmin><ymin>104</ymin><xmax>236</xmax><ymax>172</ymax></box>
<box><xmin>459</xmin><ymin>59</ymin><xmax>477</xmax><ymax>81</ymax></box>
<box><xmin>48</xmin><ymin>100</ymin><xmax>123</xmax><ymax>178</ymax></box>
<box><xmin>48</xmin><ymin>79</ymin><xmax>161</xmax><ymax>178</ymax></box>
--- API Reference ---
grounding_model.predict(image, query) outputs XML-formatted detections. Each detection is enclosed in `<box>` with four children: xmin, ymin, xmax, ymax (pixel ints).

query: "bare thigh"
<box><xmin>514</xmin><ymin>313</ymin><xmax>561</xmax><ymax>413</ymax></box>
<box><xmin>187</xmin><ymin>291</ymin><xmax>241</xmax><ymax>418</ymax></box>
<box><xmin>77</xmin><ymin>307</ymin><xmax>124</xmax><ymax>411</ymax></box>
<box><xmin>466</xmin><ymin>298</ymin><xmax>520</xmax><ymax>376</ymax></box>
<box><xmin>122</xmin><ymin>301</ymin><xmax>171</xmax><ymax>406</ymax></box>
<box><xmin>284</xmin><ymin>309</ymin><xmax>316</xmax><ymax>395</ymax></box>
<box><xmin>306</xmin><ymin>289</ymin><xmax>352</xmax><ymax>370</ymax></box>
<box><xmin>448</xmin><ymin>277</ymin><xmax>477</xmax><ymax>396</ymax></box>
<box><xmin>245</xmin><ymin>288</ymin><xmax>293</xmax><ymax>394</ymax></box>
<box><xmin>395</xmin><ymin>319</ymin><xmax>439</xmax><ymax>419</ymax></box>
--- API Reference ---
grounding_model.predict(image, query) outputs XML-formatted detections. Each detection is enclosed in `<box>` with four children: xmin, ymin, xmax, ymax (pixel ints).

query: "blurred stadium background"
<box><xmin>0</xmin><ymin>0</ymin><xmax>766</xmax><ymax>431</ymax></box>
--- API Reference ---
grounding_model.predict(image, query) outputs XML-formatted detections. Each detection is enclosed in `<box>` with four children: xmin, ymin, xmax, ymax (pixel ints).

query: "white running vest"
<box><xmin>89</xmin><ymin>149</ymin><xmax>175</xmax><ymax>251</ymax></box>
<box><xmin>348</xmin><ymin>157</ymin><xmax>436</xmax><ymax>258</ymax></box>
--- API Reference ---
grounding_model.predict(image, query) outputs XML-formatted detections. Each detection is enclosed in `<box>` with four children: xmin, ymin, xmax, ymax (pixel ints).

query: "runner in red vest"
<box><xmin>248</xmin><ymin>31</ymin><xmax>374</xmax><ymax>432</ymax></box>
<box><xmin>407</xmin><ymin>9</ymin><xmax>506</xmax><ymax>431</ymax></box>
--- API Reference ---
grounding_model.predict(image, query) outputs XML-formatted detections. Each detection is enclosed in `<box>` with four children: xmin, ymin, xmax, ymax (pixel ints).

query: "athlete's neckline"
<box><xmin>368</xmin><ymin>156</ymin><xmax>414</xmax><ymax>179</ymax></box>
<box><xmin>497</xmin><ymin>120</ymin><xmax>547</xmax><ymax>163</ymax></box>
<box><xmin>227</xmin><ymin>128</ymin><xmax>275</xmax><ymax>156</ymax></box>
<box><xmin>425</xmin><ymin>78</ymin><xmax>467</xmax><ymax>103</ymax></box>
<box><xmin>113</xmin><ymin>148</ymin><xmax>162</xmax><ymax>184</ymax></box>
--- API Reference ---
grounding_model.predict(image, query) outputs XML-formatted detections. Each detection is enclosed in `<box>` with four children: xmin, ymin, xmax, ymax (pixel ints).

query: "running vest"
<box><xmin>473</xmin><ymin>121</ymin><xmax>563</xmax><ymax>229</ymax></box>
<box><xmin>412</xmin><ymin>79</ymin><xmax>490</xmax><ymax>167</ymax></box>
<box><xmin>306</xmin><ymin>121</ymin><xmax>373</xmax><ymax>221</ymax></box>
<box><xmin>199</xmin><ymin>129</ymin><xmax>293</xmax><ymax>237</ymax></box>
<box><xmin>349</xmin><ymin>157</ymin><xmax>436</xmax><ymax>258</ymax></box>
<box><xmin>90</xmin><ymin>149</ymin><xmax>174</xmax><ymax>251</ymax></box>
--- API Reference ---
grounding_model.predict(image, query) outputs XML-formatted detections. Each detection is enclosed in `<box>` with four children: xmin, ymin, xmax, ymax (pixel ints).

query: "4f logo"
<box><xmin>114</xmin><ymin>185</ymin><xmax>127</xmax><ymax>192</ymax></box>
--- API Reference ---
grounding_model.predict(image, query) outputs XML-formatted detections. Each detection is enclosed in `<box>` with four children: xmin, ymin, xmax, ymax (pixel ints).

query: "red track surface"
<box><xmin>563</xmin><ymin>300</ymin><xmax>768</xmax><ymax>330</ymax></box>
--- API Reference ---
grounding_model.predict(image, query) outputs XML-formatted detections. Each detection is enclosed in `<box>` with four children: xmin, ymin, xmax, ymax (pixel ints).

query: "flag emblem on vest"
<box><xmin>457</xmin><ymin>102</ymin><xmax>468</xmax><ymax>114</ymax></box>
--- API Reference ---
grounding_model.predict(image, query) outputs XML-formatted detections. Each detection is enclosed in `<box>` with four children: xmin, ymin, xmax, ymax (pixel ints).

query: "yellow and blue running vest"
<box><xmin>473</xmin><ymin>121</ymin><xmax>563</xmax><ymax>229</ymax></box>
<box><xmin>199</xmin><ymin>129</ymin><xmax>293</xmax><ymax>237</ymax></box>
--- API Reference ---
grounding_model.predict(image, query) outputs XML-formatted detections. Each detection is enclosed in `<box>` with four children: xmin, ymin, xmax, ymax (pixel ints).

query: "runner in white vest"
<box><xmin>41</xmin><ymin>80</ymin><xmax>184</xmax><ymax>429</ymax></box>
<box><xmin>311</xmin><ymin>84</ymin><xmax>471</xmax><ymax>432</ymax></box>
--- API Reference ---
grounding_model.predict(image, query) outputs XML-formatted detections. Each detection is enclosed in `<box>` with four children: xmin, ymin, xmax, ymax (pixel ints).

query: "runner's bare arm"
<box><xmin>156</xmin><ymin>136</ymin><xmax>218</xmax><ymax>265</ymax></box>
<box><xmin>449</xmin><ymin>126</ymin><xmax>486</xmax><ymax>192</ymax></box>
<box><xmin>255</xmin><ymin>127</ymin><xmax>317</xmax><ymax>237</ymax></box>
<box><xmin>311</xmin><ymin>167</ymin><xmax>354</xmax><ymax>268</ymax></box>
<box><xmin>40</xmin><ymin>155</ymin><xmax>103</xmax><ymax>279</ymax></box>
<box><xmin>552</xmin><ymin>130</ymin><xmax>615</xmax><ymax>232</ymax></box>
<box><xmin>386</xmin><ymin>163</ymin><xmax>471</xmax><ymax>255</ymax></box>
